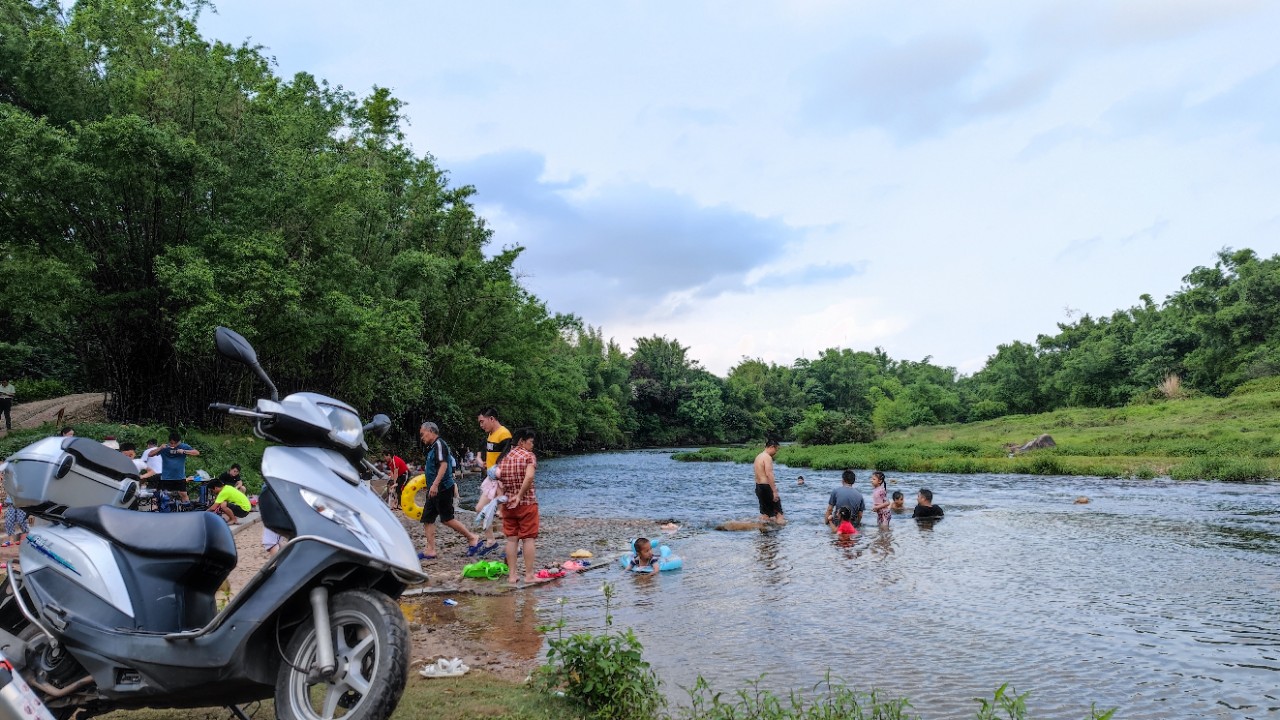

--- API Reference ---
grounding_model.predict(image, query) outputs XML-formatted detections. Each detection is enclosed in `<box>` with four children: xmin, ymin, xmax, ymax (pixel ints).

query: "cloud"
<box><xmin>449</xmin><ymin>149</ymin><xmax>836</xmax><ymax>321</ymax></box>
<box><xmin>796</xmin><ymin>33</ymin><xmax>1059</xmax><ymax>141</ymax></box>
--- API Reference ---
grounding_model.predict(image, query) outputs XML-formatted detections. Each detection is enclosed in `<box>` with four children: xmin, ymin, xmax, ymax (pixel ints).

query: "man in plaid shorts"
<box><xmin>496</xmin><ymin>427</ymin><xmax>540</xmax><ymax>585</ymax></box>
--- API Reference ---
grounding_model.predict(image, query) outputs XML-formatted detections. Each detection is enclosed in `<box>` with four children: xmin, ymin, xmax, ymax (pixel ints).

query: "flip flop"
<box><xmin>417</xmin><ymin>552</ymin><xmax>436</xmax><ymax>560</ymax></box>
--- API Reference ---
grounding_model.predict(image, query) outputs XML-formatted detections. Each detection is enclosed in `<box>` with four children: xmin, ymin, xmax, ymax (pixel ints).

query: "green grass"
<box><xmin>675</xmin><ymin>391</ymin><xmax>1280</xmax><ymax>480</ymax></box>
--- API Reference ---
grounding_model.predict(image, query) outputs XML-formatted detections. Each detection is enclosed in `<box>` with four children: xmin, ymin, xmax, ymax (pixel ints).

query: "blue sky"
<box><xmin>200</xmin><ymin>0</ymin><xmax>1280</xmax><ymax>376</ymax></box>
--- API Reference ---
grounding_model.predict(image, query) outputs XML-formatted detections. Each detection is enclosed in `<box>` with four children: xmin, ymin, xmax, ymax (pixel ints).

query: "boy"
<box><xmin>890</xmin><ymin>491</ymin><xmax>906</xmax><ymax>513</ymax></box>
<box><xmin>208</xmin><ymin>477</ymin><xmax>252</xmax><ymax>525</ymax></box>
<box><xmin>628</xmin><ymin>537</ymin><xmax>662</xmax><ymax>571</ymax></box>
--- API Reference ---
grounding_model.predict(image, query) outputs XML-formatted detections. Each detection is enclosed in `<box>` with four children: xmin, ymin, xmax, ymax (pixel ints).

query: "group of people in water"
<box><xmin>753</xmin><ymin>439</ymin><xmax>944</xmax><ymax>535</ymax></box>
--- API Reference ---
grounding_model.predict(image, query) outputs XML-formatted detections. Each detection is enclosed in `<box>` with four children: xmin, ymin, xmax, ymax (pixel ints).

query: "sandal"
<box><xmin>465</xmin><ymin>542</ymin><xmax>483</xmax><ymax>557</ymax></box>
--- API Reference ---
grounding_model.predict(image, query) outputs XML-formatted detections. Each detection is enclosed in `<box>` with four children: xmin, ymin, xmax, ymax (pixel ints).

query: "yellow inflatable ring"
<box><xmin>400</xmin><ymin>474</ymin><xmax>427</xmax><ymax>521</ymax></box>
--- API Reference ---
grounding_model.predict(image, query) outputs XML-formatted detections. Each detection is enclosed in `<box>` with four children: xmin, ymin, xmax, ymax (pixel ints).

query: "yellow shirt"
<box><xmin>215</xmin><ymin>485</ymin><xmax>252</xmax><ymax>512</ymax></box>
<box><xmin>485</xmin><ymin>426</ymin><xmax>512</xmax><ymax>468</ymax></box>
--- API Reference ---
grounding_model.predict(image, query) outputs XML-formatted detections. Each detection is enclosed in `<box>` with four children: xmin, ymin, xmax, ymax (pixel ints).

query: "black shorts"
<box><xmin>755</xmin><ymin>483</ymin><xmax>783</xmax><ymax>517</ymax></box>
<box><xmin>156</xmin><ymin>479</ymin><xmax>187</xmax><ymax>493</ymax></box>
<box><xmin>422</xmin><ymin>485</ymin><xmax>456</xmax><ymax>524</ymax></box>
<box><xmin>230</xmin><ymin>504</ymin><xmax>249</xmax><ymax>518</ymax></box>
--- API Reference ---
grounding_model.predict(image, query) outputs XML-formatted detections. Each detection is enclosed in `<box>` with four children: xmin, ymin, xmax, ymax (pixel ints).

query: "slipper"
<box><xmin>419</xmin><ymin>658</ymin><xmax>469</xmax><ymax>678</ymax></box>
<box><xmin>418</xmin><ymin>552</ymin><xmax>437</xmax><ymax>560</ymax></box>
<box><xmin>478</xmin><ymin>541</ymin><xmax>501</xmax><ymax>556</ymax></box>
<box><xmin>466</xmin><ymin>542</ymin><xmax>483</xmax><ymax>557</ymax></box>
<box><xmin>535</xmin><ymin>569</ymin><xmax>566</xmax><ymax>580</ymax></box>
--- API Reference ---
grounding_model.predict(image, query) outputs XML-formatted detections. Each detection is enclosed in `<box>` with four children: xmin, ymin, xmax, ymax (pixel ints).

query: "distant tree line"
<box><xmin>3</xmin><ymin>3</ymin><xmax>1278</xmax><ymax>450</ymax></box>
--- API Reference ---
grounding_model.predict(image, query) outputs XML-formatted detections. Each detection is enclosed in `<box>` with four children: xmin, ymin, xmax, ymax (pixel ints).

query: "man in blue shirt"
<box><xmin>146</xmin><ymin>431</ymin><xmax>200</xmax><ymax>503</ymax></box>
<box><xmin>416</xmin><ymin>422</ymin><xmax>482</xmax><ymax>561</ymax></box>
<box><xmin>826</xmin><ymin>470</ymin><xmax>866</xmax><ymax>527</ymax></box>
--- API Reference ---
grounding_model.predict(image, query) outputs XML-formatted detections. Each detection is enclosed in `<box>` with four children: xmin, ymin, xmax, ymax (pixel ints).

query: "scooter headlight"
<box><xmin>300</xmin><ymin>488</ymin><xmax>381</xmax><ymax>555</ymax></box>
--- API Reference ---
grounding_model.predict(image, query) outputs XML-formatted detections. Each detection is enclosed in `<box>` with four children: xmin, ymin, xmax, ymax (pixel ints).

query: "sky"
<box><xmin>199</xmin><ymin>0</ymin><xmax>1280</xmax><ymax>377</ymax></box>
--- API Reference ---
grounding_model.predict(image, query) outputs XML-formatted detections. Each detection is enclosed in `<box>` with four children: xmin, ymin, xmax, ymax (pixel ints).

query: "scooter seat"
<box><xmin>62</xmin><ymin>505</ymin><xmax>237</xmax><ymax>564</ymax></box>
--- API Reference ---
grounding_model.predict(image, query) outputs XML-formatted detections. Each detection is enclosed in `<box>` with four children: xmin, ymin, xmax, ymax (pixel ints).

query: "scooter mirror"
<box><xmin>215</xmin><ymin>326</ymin><xmax>280</xmax><ymax>401</ymax></box>
<box><xmin>364</xmin><ymin>414</ymin><xmax>392</xmax><ymax>438</ymax></box>
<box><xmin>215</xmin><ymin>327</ymin><xmax>258</xmax><ymax>365</ymax></box>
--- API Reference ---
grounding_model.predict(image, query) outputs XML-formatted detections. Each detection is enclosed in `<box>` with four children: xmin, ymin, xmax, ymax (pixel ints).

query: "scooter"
<box><xmin>0</xmin><ymin>327</ymin><xmax>426</xmax><ymax>719</ymax></box>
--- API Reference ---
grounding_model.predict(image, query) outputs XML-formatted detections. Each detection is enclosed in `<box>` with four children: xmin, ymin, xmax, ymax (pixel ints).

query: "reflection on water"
<box><xmin>516</xmin><ymin>452</ymin><xmax>1280</xmax><ymax>719</ymax></box>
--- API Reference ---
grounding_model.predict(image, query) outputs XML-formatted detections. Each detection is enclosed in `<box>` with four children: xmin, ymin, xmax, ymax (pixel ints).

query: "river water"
<box><xmin>518</xmin><ymin>449</ymin><xmax>1280</xmax><ymax>719</ymax></box>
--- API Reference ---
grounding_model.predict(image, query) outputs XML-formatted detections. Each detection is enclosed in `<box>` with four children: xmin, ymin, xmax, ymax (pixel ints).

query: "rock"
<box><xmin>1012</xmin><ymin>434</ymin><xmax>1056</xmax><ymax>454</ymax></box>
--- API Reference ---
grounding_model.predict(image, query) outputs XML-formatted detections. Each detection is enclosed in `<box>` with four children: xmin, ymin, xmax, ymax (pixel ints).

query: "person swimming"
<box><xmin>890</xmin><ymin>490</ymin><xmax>906</xmax><ymax>514</ymax></box>
<box><xmin>828</xmin><ymin>506</ymin><xmax>858</xmax><ymax>535</ymax></box>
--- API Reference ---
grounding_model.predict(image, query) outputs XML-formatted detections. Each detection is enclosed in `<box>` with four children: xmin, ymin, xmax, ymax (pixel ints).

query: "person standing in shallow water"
<box><xmin>753</xmin><ymin>439</ymin><xmax>785</xmax><ymax>525</ymax></box>
<box><xmin>871</xmin><ymin>470</ymin><xmax>892</xmax><ymax>525</ymax></box>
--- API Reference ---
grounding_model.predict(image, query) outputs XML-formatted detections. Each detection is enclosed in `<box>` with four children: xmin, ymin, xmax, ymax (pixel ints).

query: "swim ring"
<box><xmin>620</xmin><ymin>538</ymin><xmax>683</xmax><ymax>573</ymax></box>
<box><xmin>400</xmin><ymin>474</ymin><xmax>427</xmax><ymax>521</ymax></box>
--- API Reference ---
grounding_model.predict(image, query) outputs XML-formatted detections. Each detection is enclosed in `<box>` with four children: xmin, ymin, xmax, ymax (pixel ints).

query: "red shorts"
<box><xmin>501</xmin><ymin>502</ymin><xmax>539</xmax><ymax>539</ymax></box>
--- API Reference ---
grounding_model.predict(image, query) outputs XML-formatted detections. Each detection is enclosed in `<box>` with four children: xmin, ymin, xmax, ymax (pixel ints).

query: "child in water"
<box><xmin>828</xmin><ymin>506</ymin><xmax>859</xmax><ymax>536</ymax></box>
<box><xmin>629</xmin><ymin>538</ymin><xmax>662</xmax><ymax>571</ymax></box>
<box><xmin>871</xmin><ymin>471</ymin><xmax>892</xmax><ymax>525</ymax></box>
<box><xmin>890</xmin><ymin>491</ymin><xmax>906</xmax><ymax>514</ymax></box>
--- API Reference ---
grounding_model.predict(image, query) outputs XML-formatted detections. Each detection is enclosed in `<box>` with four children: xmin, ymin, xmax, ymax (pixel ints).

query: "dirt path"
<box><xmin>0</xmin><ymin>393</ymin><xmax>109</xmax><ymax>437</ymax></box>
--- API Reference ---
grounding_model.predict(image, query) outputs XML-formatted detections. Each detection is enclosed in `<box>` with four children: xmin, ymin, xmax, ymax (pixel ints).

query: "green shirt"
<box><xmin>215</xmin><ymin>485</ymin><xmax>252</xmax><ymax>512</ymax></box>
<box><xmin>0</xmin><ymin>383</ymin><xmax>14</xmax><ymax>400</ymax></box>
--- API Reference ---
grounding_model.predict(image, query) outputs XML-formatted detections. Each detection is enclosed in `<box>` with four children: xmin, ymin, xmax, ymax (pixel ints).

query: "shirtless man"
<box><xmin>752</xmin><ymin>439</ymin><xmax>785</xmax><ymax>525</ymax></box>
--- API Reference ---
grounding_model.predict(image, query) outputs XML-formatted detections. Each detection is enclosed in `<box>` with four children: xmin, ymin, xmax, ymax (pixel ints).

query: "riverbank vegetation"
<box><xmin>676</xmin><ymin>377</ymin><xmax>1280</xmax><ymax>481</ymax></box>
<box><xmin>4</xmin><ymin>1</ymin><xmax>1280</xmax><ymax>459</ymax></box>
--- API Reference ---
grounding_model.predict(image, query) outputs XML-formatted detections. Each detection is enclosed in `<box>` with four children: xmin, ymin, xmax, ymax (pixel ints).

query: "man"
<box><xmin>826</xmin><ymin>470</ymin><xmax>865</xmax><ymax>527</ymax></box>
<box><xmin>753</xmin><ymin>439</ymin><xmax>785</xmax><ymax>524</ymax></box>
<box><xmin>208</xmin><ymin>477</ymin><xmax>252</xmax><ymax>526</ymax></box>
<box><xmin>476</xmin><ymin>407</ymin><xmax>512</xmax><ymax>547</ymax></box>
<box><xmin>218</xmin><ymin>464</ymin><xmax>246</xmax><ymax>492</ymax></box>
<box><xmin>119</xmin><ymin>442</ymin><xmax>157</xmax><ymax>485</ymax></box>
<box><xmin>142</xmin><ymin>439</ymin><xmax>164</xmax><ymax>483</ymax></box>
<box><xmin>382</xmin><ymin>451</ymin><xmax>409</xmax><ymax>510</ymax></box>
<box><xmin>147</xmin><ymin>431</ymin><xmax>198</xmax><ymax>503</ymax></box>
<box><xmin>416</xmin><ymin>422</ymin><xmax>482</xmax><ymax>560</ymax></box>
<box><xmin>912</xmin><ymin>488</ymin><xmax>945</xmax><ymax>519</ymax></box>
<box><xmin>497</xmin><ymin>427</ymin><xmax>539</xmax><ymax>585</ymax></box>
<box><xmin>0</xmin><ymin>378</ymin><xmax>14</xmax><ymax>432</ymax></box>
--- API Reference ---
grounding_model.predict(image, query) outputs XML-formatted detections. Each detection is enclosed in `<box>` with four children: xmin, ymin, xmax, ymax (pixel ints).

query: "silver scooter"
<box><xmin>0</xmin><ymin>327</ymin><xmax>426</xmax><ymax>719</ymax></box>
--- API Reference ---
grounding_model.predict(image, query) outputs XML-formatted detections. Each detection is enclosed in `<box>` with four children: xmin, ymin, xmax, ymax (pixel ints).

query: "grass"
<box><xmin>94</xmin><ymin>671</ymin><xmax>586</xmax><ymax>720</ymax></box>
<box><xmin>675</xmin><ymin>389</ymin><xmax>1280</xmax><ymax>481</ymax></box>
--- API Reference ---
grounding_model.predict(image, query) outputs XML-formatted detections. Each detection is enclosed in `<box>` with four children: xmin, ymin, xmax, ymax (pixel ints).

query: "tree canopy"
<box><xmin>3</xmin><ymin>2</ymin><xmax>1279</xmax><ymax>451</ymax></box>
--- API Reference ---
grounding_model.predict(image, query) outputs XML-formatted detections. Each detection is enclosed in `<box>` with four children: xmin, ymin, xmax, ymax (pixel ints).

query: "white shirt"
<box><xmin>143</xmin><ymin>447</ymin><xmax>163</xmax><ymax>476</ymax></box>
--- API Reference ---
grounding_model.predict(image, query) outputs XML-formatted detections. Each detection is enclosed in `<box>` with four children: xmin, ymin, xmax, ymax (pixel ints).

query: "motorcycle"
<box><xmin>0</xmin><ymin>327</ymin><xmax>426</xmax><ymax>719</ymax></box>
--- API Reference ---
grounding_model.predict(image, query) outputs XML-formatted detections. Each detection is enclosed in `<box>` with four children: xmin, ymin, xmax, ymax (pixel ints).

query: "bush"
<box><xmin>538</xmin><ymin>583</ymin><xmax>664</xmax><ymax>720</ymax></box>
<box><xmin>793</xmin><ymin>408</ymin><xmax>875</xmax><ymax>446</ymax></box>
<box><xmin>14</xmin><ymin>378</ymin><xmax>74</xmax><ymax>403</ymax></box>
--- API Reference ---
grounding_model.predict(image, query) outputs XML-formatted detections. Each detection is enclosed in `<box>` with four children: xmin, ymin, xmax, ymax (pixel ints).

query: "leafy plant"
<box><xmin>537</xmin><ymin>583</ymin><xmax>664</xmax><ymax>720</ymax></box>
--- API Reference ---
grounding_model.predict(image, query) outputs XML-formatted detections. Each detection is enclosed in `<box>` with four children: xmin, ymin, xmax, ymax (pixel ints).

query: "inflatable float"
<box><xmin>400</xmin><ymin>474</ymin><xmax>428</xmax><ymax>521</ymax></box>
<box><xmin>620</xmin><ymin>538</ymin><xmax>683</xmax><ymax>573</ymax></box>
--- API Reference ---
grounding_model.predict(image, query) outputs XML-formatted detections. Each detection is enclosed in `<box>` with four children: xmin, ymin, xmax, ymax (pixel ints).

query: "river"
<box><xmin>508</xmin><ymin>449</ymin><xmax>1280</xmax><ymax>719</ymax></box>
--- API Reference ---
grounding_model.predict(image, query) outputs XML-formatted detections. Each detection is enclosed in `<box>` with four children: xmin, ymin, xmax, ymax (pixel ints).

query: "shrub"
<box><xmin>14</xmin><ymin>378</ymin><xmax>74</xmax><ymax>403</ymax></box>
<box><xmin>538</xmin><ymin>583</ymin><xmax>664</xmax><ymax>720</ymax></box>
<box><xmin>793</xmin><ymin>408</ymin><xmax>875</xmax><ymax>446</ymax></box>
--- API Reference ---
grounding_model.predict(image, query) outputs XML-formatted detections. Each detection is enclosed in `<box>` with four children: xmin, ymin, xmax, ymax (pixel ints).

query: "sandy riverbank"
<box><xmin>223</xmin><ymin>507</ymin><xmax>664</xmax><ymax>682</ymax></box>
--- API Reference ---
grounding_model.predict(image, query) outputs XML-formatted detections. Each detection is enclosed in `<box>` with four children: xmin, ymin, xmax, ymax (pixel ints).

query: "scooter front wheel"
<box><xmin>275</xmin><ymin>589</ymin><xmax>410</xmax><ymax>720</ymax></box>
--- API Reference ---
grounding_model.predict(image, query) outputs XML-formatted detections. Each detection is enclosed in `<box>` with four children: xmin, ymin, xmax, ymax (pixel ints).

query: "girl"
<box><xmin>828</xmin><ymin>506</ymin><xmax>858</xmax><ymax>535</ymax></box>
<box><xmin>871</xmin><ymin>470</ymin><xmax>892</xmax><ymax>525</ymax></box>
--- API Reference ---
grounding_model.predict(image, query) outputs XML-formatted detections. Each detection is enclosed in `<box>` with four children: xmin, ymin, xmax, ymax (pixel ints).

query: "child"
<box><xmin>828</xmin><ymin>506</ymin><xmax>858</xmax><ymax>536</ymax></box>
<box><xmin>474</xmin><ymin>465</ymin><xmax>502</xmax><ymax>552</ymax></box>
<box><xmin>208</xmin><ymin>478</ymin><xmax>252</xmax><ymax>525</ymax></box>
<box><xmin>628</xmin><ymin>538</ymin><xmax>662</xmax><ymax>572</ymax></box>
<box><xmin>890</xmin><ymin>491</ymin><xmax>906</xmax><ymax>514</ymax></box>
<box><xmin>871</xmin><ymin>470</ymin><xmax>892</xmax><ymax>525</ymax></box>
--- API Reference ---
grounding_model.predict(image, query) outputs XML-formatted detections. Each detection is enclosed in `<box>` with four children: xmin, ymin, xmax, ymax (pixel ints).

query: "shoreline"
<box><xmin>224</xmin><ymin>508</ymin><xmax>665</xmax><ymax>683</ymax></box>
